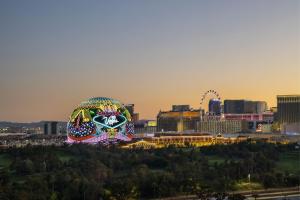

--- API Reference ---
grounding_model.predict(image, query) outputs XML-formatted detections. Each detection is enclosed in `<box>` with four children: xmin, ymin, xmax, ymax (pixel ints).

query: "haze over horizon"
<box><xmin>0</xmin><ymin>0</ymin><xmax>299</xmax><ymax>122</ymax></box>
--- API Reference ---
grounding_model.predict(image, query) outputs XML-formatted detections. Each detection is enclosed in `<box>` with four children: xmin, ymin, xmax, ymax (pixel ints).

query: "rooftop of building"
<box><xmin>277</xmin><ymin>95</ymin><xmax>300</xmax><ymax>97</ymax></box>
<box><xmin>154</xmin><ymin>132</ymin><xmax>212</xmax><ymax>137</ymax></box>
<box><xmin>157</xmin><ymin>110</ymin><xmax>201</xmax><ymax>118</ymax></box>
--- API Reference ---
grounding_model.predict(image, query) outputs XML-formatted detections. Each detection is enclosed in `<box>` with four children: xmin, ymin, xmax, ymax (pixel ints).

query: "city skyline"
<box><xmin>0</xmin><ymin>0</ymin><xmax>299</xmax><ymax>122</ymax></box>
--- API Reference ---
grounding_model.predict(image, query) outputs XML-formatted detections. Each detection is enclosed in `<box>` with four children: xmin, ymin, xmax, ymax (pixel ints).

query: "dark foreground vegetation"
<box><xmin>0</xmin><ymin>142</ymin><xmax>299</xmax><ymax>200</ymax></box>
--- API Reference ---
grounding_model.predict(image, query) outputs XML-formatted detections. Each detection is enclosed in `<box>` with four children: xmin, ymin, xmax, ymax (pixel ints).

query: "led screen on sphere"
<box><xmin>67</xmin><ymin>97</ymin><xmax>134</xmax><ymax>144</ymax></box>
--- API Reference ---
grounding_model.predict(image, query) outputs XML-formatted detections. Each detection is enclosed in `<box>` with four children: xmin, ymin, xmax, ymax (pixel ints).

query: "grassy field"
<box><xmin>276</xmin><ymin>151</ymin><xmax>300</xmax><ymax>174</ymax></box>
<box><xmin>205</xmin><ymin>151</ymin><xmax>300</xmax><ymax>175</ymax></box>
<box><xmin>207</xmin><ymin>155</ymin><xmax>225</xmax><ymax>165</ymax></box>
<box><xmin>233</xmin><ymin>181</ymin><xmax>263</xmax><ymax>191</ymax></box>
<box><xmin>54</xmin><ymin>150</ymin><xmax>75</xmax><ymax>162</ymax></box>
<box><xmin>0</xmin><ymin>153</ymin><xmax>12</xmax><ymax>169</ymax></box>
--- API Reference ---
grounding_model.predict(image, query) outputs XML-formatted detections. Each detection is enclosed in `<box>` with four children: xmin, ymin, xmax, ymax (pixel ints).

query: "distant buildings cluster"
<box><xmin>1</xmin><ymin>94</ymin><xmax>299</xmax><ymax>150</ymax></box>
<box><xmin>0</xmin><ymin>121</ymin><xmax>66</xmax><ymax>136</ymax></box>
<box><xmin>0</xmin><ymin>94</ymin><xmax>299</xmax><ymax>138</ymax></box>
<box><xmin>156</xmin><ymin>100</ymin><xmax>272</xmax><ymax>134</ymax></box>
<box><xmin>155</xmin><ymin>94</ymin><xmax>300</xmax><ymax>135</ymax></box>
<box><xmin>0</xmin><ymin>134</ymin><xmax>66</xmax><ymax>148</ymax></box>
<box><xmin>0</xmin><ymin>125</ymin><xmax>43</xmax><ymax>134</ymax></box>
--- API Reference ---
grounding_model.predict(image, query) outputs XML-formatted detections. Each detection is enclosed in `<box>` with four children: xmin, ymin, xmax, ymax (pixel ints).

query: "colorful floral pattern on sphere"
<box><xmin>67</xmin><ymin>97</ymin><xmax>134</xmax><ymax>144</ymax></box>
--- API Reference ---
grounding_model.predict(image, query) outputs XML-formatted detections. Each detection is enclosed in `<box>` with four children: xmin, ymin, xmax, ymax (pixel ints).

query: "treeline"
<box><xmin>0</xmin><ymin>142</ymin><xmax>299</xmax><ymax>200</ymax></box>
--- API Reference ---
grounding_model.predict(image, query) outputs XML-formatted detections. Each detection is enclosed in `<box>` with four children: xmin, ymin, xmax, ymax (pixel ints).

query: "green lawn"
<box><xmin>55</xmin><ymin>150</ymin><xmax>75</xmax><ymax>162</ymax></box>
<box><xmin>207</xmin><ymin>155</ymin><xmax>225</xmax><ymax>165</ymax></box>
<box><xmin>276</xmin><ymin>151</ymin><xmax>300</xmax><ymax>174</ymax></box>
<box><xmin>233</xmin><ymin>181</ymin><xmax>263</xmax><ymax>191</ymax></box>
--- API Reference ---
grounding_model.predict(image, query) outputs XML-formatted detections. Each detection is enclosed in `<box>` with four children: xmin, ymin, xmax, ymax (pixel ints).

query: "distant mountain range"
<box><xmin>0</xmin><ymin>121</ymin><xmax>67</xmax><ymax>128</ymax></box>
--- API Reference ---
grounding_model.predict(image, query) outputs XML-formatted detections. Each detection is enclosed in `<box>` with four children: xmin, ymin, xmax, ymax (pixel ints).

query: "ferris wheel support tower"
<box><xmin>200</xmin><ymin>90</ymin><xmax>223</xmax><ymax>120</ymax></box>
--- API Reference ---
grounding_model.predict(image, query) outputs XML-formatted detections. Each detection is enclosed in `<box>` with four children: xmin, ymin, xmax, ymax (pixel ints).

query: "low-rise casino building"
<box><xmin>122</xmin><ymin>133</ymin><xmax>248</xmax><ymax>149</ymax></box>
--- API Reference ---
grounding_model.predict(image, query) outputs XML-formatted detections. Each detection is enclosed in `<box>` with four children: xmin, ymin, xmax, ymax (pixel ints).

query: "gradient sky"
<box><xmin>0</xmin><ymin>0</ymin><xmax>299</xmax><ymax>122</ymax></box>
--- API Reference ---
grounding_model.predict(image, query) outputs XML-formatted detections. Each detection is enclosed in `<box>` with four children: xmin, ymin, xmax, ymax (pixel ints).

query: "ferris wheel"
<box><xmin>200</xmin><ymin>90</ymin><xmax>222</xmax><ymax>110</ymax></box>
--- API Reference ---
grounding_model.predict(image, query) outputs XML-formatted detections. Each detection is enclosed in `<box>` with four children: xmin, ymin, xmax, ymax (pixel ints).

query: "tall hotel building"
<box><xmin>277</xmin><ymin>95</ymin><xmax>300</xmax><ymax>124</ymax></box>
<box><xmin>224</xmin><ymin>100</ymin><xmax>267</xmax><ymax>114</ymax></box>
<box><xmin>157</xmin><ymin>105</ymin><xmax>200</xmax><ymax>132</ymax></box>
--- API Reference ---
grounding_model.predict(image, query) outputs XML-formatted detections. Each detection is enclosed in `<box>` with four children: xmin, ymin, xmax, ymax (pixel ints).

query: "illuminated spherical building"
<box><xmin>67</xmin><ymin>97</ymin><xmax>134</xmax><ymax>144</ymax></box>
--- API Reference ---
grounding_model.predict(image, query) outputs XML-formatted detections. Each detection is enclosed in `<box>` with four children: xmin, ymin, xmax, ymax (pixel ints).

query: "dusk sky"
<box><xmin>0</xmin><ymin>0</ymin><xmax>299</xmax><ymax>122</ymax></box>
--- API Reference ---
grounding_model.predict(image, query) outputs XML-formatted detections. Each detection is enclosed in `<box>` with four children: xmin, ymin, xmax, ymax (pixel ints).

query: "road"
<box><xmin>152</xmin><ymin>186</ymin><xmax>300</xmax><ymax>200</ymax></box>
